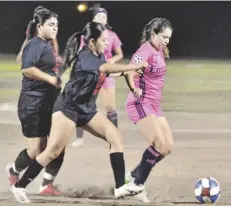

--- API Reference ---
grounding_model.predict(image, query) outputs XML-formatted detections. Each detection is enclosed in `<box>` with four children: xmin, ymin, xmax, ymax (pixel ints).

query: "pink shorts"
<box><xmin>126</xmin><ymin>102</ymin><xmax>163</xmax><ymax>124</ymax></box>
<box><xmin>102</xmin><ymin>77</ymin><xmax>115</xmax><ymax>89</ymax></box>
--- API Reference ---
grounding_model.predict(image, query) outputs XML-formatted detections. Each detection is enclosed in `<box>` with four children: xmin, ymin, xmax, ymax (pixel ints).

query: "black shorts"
<box><xmin>18</xmin><ymin>91</ymin><xmax>59</xmax><ymax>138</ymax></box>
<box><xmin>53</xmin><ymin>92</ymin><xmax>97</xmax><ymax>127</ymax></box>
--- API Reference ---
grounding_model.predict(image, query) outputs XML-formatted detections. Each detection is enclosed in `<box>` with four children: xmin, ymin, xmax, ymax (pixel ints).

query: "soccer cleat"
<box><xmin>71</xmin><ymin>139</ymin><xmax>84</xmax><ymax>147</ymax></box>
<box><xmin>133</xmin><ymin>190</ymin><xmax>150</xmax><ymax>203</ymax></box>
<box><xmin>39</xmin><ymin>184</ymin><xmax>62</xmax><ymax>196</ymax></box>
<box><xmin>114</xmin><ymin>183</ymin><xmax>145</xmax><ymax>199</ymax></box>
<box><xmin>114</xmin><ymin>184</ymin><xmax>131</xmax><ymax>199</ymax></box>
<box><xmin>125</xmin><ymin>171</ymin><xmax>150</xmax><ymax>202</ymax></box>
<box><xmin>6</xmin><ymin>164</ymin><xmax>19</xmax><ymax>186</ymax></box>
<box><xmin>11</xmin><ymin>184</ymin><xmax>30</xmax><ymax>203</ymax></box>
<box><xmin>125</xmin><ymin>182</ymin><xmax>145</xmax><ymax>195</ymax></box>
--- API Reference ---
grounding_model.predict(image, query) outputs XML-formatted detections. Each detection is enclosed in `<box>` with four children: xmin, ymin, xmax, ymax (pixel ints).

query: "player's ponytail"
<box><xmin>140</xmin><ymin>22</ymin><xmax>152</xmax><ymax>44</ymax></box>
<box><xmin>63</xmin><ymin>32</ymin><xmax>82</xmax><ymax>70</ymax></box>
<box><xmin>27</xmin><ymin>14</ymin><xmax>40</xmax><ymax>41</ymax></box>
<box><xmin>62</xmin><ymin>22</ymin><xmax>106</xmax><ymax>71</ymax></box>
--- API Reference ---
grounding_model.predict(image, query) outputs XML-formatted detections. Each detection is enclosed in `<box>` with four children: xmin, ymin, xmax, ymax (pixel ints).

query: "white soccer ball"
<box><xmin>194</xmin><ymin>177</ymin><xmax>221</xmax><ymax>204</ymax></box>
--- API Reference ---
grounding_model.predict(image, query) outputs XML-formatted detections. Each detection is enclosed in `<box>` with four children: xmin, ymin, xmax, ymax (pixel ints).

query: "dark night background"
<box><xmin>0</xmin><ymin>1</ymin><xmax>231</xmax><ymax>58</ymax></box>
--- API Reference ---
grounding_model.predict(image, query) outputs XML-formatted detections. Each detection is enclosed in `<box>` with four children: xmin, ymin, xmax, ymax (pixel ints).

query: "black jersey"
<box><xmin>53</xmin><ymin>47</ymin><xmax>108</xmax><ymax>125</ymax></box>
<box><xmin>21</xmin><ymin>36</ymin><xmax>58</xmax><ymax>93</ymax></box>
<box><xmin>66</xmin><ymin>47</ymin><xmax>107</xmax><ymax>114</ymax></box>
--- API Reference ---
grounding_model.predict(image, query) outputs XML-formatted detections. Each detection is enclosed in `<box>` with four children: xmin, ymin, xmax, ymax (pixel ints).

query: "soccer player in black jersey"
<box><xmin>10</xmin><ymin>22</ymin><xmax>148</xmax><ymax>203</ymax></box>
<box><xmin>6</xmin><ymin>9</ymin><xmax>64</xmax><ymax>197</ymax></box>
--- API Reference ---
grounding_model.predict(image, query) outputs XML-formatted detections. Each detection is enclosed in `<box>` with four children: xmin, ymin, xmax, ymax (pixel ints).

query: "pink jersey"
<box><xmin>104</xmin><ymin>30</ymin><xmax>122</xmax><ymax>60</ymax></box>
<box><xmin>80</xmin><ymin>30</ymin><xmax>122</xmax><ymax>61</ymax></box>
<box><xmin>126</xmin><ymin>42</ymin><xmax>166</xmax><ymax>105</ymax></box>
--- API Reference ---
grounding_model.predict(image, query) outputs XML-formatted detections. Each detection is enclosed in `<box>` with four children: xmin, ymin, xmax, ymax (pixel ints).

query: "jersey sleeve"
<box><xmin>81</xmin><ymin>53</ymin><xmax>105</xmax><ymax>72</ymax></box>
<box><xmin>111</xmin><ymin>32</ymin><xmax>122</xmax><ymax>51</ymax></box>
<box><xmin>21</xmin><ymin>42</ymin><xmax>43</xmax><ymax>69</ymax></box>
<box><xmin>130</xmin><ymin>46</ymin><xmax>150</xmax><ymax>64</ymax></box>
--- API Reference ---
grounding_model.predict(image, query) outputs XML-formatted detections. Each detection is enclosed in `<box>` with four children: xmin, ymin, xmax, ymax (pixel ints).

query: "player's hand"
<box><xmin>135</xmin><ymin>69</ymin><xmax>144</xmax><ymax>77</ymax></box>
<box><xmin>132</xmin><ymin>87</ymin><xmax>143</xmax><ymax>98</ymax></box>
<box><xmin>136</xmin><ymin>61</ymin><xmax>148</xmax><ymax>70</ymax></box>
<box><xmin>141</xmin><ymin>61</ymin><xmax>148</xmax><ymax>68</ymax></box>
<box><xmin>49</xmin><ymin>76</ymin><xmax>62</xmax><ymax>88</ymax></box>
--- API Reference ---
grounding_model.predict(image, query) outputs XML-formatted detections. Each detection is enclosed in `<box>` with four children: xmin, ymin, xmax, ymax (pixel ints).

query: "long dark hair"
<box><xmin>62</xmin><ymin>22</ymin><xmax>106</xmax><ymax>70</ymax></box>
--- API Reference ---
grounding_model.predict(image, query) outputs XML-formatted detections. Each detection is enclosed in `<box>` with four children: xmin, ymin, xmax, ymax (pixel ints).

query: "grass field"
<box><xmin>1</xmin><ymin>58</ymin><xmax>231</xmax><ymax>113</ymax></box>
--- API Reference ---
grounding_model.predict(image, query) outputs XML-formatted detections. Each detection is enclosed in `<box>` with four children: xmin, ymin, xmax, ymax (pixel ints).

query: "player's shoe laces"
<box><xmin>125</xmin><ymin>171</ymin><xmax>150</xmax><ymax>203</ymax></box>
<box><xmin>11</xmin><ymin>184</ymin><xmax>30</xmax><ymax>203</ymax></box>
<box><xmin>39</xmin><ymin>183</ymin><xmax>62</xmax><ymax>196</ymax></box>
<box><xmin>6</xmin><ymin>163</ymin><xmax>19</xmax><ymax>186</ymax></box>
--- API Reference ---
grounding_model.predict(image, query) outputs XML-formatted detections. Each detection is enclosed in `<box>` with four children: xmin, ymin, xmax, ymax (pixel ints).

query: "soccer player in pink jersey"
<box><xmin>16</xmin><ymin>6</ymin><xmax>59</xmax><ymax>63</ymax></box>
<box><xmin>124</xmin><ymin>18</ymin><xmax>173</xmax><ymax>202</ymax></box>
<box><xmin>72</xmin><ymin>7</ymin><xmax>123</xmax><ymax>147</ymax></box>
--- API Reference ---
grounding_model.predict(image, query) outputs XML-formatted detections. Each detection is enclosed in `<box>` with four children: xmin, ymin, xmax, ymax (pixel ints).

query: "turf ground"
<box><xmin>0</xmin><ymin>57</ymin><xmax>230</xmax><ymax>205</ymax></box>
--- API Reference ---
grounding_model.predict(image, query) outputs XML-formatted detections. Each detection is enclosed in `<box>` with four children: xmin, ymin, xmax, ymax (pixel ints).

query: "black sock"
<box><xmin>110</xmin><ymin>152</ymin><xmax>125</xmax><ymax>188</ymax></box>
<box><xmin>107</xmin><ymin>111</ymin><xmax>118</xmax><ymax>128</ymax></box>
<box><xmin>10</xmin><ymin>149</ymin><xmax>33</xmax><ymax>175</ymax></box>
<box><xmin>134</xmin><ymin>146</ymin><xmax>163</xmax><ymax>185</ymax></box>
<box><xmin>15</xmin><ymin>159</ymin><xmax>44</xmax><ymax>188</ymax></box>
<box><xmin>131</xmin><ymin>151</ymin><xmax>164</xmax><ymax>179</ymax></box>
<box><xmin>131</xmin><ymin>164</ymin><xmax>140</xmax><ymax>178</ymax></box>
<box><xmin>42</xmin><ymin>150</ymin><xmax>65</xmax><ymax>186</ymax></box>
<box><xmin>76</xmin><ymin>127</ymin><xmax>84</xmax><ymax>138</ymax></box>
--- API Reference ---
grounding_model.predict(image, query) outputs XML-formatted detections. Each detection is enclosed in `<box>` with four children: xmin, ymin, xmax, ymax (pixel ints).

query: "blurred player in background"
<box><xmin>7</xmin><ymin>8</ymin><xmax>64</xmax><ymax>196</ymax></box>
<box><xmin>72</xmin><ymin>7</ymin><xmax>123</xmax><ymax>147</ymax></box>
<box><xmin>10</xmin><ymin>21</ymin><xmax>147</xmax><ymax>203</ymax></box>
<box><xmin>16</xmin><ymin>6</ymin><xmax>59</xmax><ymax>63</ymax></box>
<box><xmin>124</xmin><ymin>18</ymin><xmax>174</xmax><ymax>202</ymax></box>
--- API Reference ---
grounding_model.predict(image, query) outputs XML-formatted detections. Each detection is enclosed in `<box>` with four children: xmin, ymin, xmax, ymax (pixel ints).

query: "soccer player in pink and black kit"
<box><xmin>72</xmin><ymin>7</ymin><xmax>123</xmax><ymax>147</ymax></box>
<box><xmin>125</xmin><ymin>18</ymin><xmax>174</xmax><ymax>202</ymax></box>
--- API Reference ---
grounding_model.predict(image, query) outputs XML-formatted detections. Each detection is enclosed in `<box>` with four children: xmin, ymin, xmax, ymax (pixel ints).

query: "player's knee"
<box><xmin>27</xmin><ymin>146</ymin><xmax>42</xmax><ymax>159</ymax></box>
<box><xmin>165</xmin><ymin>136</ymin><xmax>174</xmax><ymax>155</ymax></box>
<box><xmin>105</xmin><ymin>104</ymin><xmax>116</xmax><ymax>112</ymax></box>
<box><xmin>45</xmin><ymin>147</ymin><xmax>63</xmax><ymax>161</ymax></box>
<box><xmin>151</xmin><ymin>135</ymin><xmax>166</xmax><ymax>156</ymax></box>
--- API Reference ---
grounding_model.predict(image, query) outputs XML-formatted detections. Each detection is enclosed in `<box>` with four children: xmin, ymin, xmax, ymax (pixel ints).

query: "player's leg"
<box><xmin>6</xmin><ymin>93</ymin><xmax>47</xmax><ymax>186</ymax></box>
<box><xmin>71</xmin><ymin>78</ymin><xmax>117</xmax><ymax>148</ymax></box>
<box><xmin>100</xmin><ymin>78</ymin><xmax>118</xmax><ymax>127</ymax></box>
<box><xmin>132</xmin><ymin>114</ymin><xmax>172</xmax><ymax>186</ymax></box>
<box><xmin>157</xmin><ymin>116</ymin><xmax>174</xmax><ymax>155</ymax></box>
<box><xmin>6</xmin><ymin>137</ymin><xmax>46</xmax><ymax>186</ymax></box>
<box><xmin>11</xmin><ymin>111</ymin><xmax>76</xmax><ymax>203</ymax></box>
<box><xmin>40</xmin><ymin>150</ymin><xmax>65</xmax><ymax>196</ymax></box>
<box><xmin>71</xmin><ymin>127</ymin><xmax>84</xmax><ymax>147</ymax></box>
<box><xmin>128</xmin><ymin>112</ymin><xmax>173</xmax><ymax>181</ymax></box>
<box><xmin>40</xmin><ymin>106</ymin><xmax>65</xmax><ymax>196</ymax></box>
<box><xmin>81</xmin><ymin>112</ymin><xmax>144</xmax><ymax>199</ymax></box>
